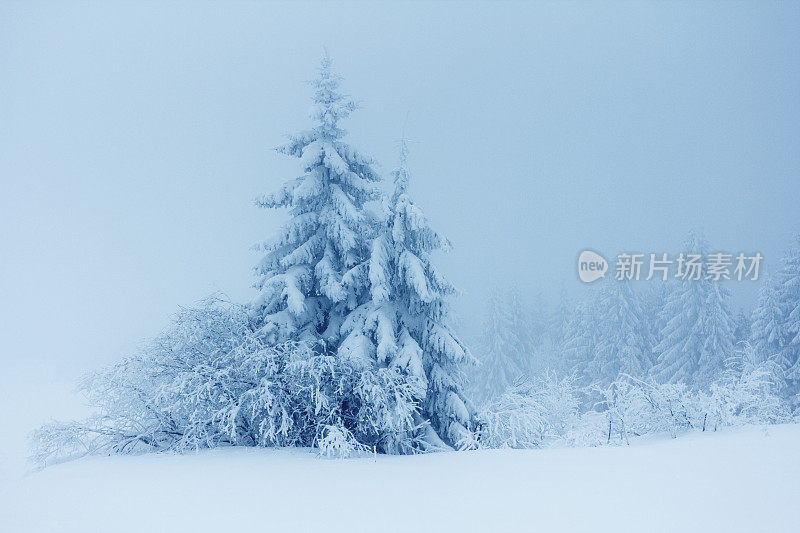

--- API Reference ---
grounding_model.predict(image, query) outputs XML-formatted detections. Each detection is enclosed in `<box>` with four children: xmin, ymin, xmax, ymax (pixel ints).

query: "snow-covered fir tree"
<box><xmin>339</xmin><ymin>140</ymin><xmax>477</xmax><ymax>449</ymax></box>
<box><xmin>652</xmin><ymin>233</ymin><xmax>735</xmax><ymax>389</ymax></box>
<box><xmin>249</xmin><ymin>56</ymin><xmax>437</xmax><ymax>452</ymax></box>
<box><xmin>251</xmin><ymin>53</ymin><xmax>381</xmax><ymax>346</ymax></box>
<box><xmin>751</xmin><ymin>235</ymin><xmax>800</xmax><ymax>404</ymax></box>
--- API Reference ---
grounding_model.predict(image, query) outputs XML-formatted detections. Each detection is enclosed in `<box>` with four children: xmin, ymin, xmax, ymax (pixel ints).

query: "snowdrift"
<box><xmin>2</xmin><ymin>424</ymin><xmax>799</xmax><ymax>532</ymax></box>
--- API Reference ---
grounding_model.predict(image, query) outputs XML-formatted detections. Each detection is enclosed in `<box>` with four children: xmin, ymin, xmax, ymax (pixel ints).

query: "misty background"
<box><xmin>1</xmin><ymin>1</ymin><xmax>798</xmax><ymax>468</ymax></box>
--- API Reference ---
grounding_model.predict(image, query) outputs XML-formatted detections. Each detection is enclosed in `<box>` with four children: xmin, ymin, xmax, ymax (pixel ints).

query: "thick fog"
<box><xmin>2</xmin><ymin>0</ymin><xmax>798</xmax><ymax>445</ymax></box>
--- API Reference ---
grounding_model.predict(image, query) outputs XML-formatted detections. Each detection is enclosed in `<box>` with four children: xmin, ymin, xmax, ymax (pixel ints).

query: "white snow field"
<box><xmin>1</xmin><ymin>424</ymin><xmax>799</xmax><ymax>533</ymax></box>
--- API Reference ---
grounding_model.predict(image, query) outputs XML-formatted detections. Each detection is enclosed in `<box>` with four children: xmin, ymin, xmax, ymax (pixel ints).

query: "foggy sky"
<box><xmin>2</xmin><ymin>0</ymin><xmax>799</xmax><ymax>388</ymax></box>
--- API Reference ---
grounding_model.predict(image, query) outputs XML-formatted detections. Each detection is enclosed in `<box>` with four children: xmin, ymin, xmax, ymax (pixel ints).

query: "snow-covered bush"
<box><xmin>594</xmin><ymin>351</ymin><xmax>788</xmax><ymax>444</ymax></box>
<box><xmin>478</xmin><ymin>345</ymin><xmax>791</xmax><ymax>450</ymax></box>
<box><xmin>317</xmin><ymin>425</ymin><xmax>370</xmax><ymax>458</ymax></box>
<box><xmin>703</xmin><ymin>344</ymin><xmax>789</xmax><ymax>429</ymax></box>
<box><xmin>594</xmin><ymin>377</ymin><xmax>700</xmax><ymax>443</ymax></box>
<box><xmin>31</xmin><ymin>297</ymin><xmax>426</xmax><ymax>466</ymax></box>
<box><xmin>478</xmin><ymin>372</ymin><xmax>701</xmax><ymax>449</ymax></box>
<box><xmin>33</xmin><ymin>297</ymin><xmax>284</xmax><ymax>465</ymax></box>
<box><xmin>478</xmin><ymin>373</ymin><xmax>581</xmax><ymax>448</ymax></box>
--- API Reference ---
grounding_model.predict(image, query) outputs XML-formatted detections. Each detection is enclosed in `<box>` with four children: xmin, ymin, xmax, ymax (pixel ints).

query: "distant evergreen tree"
<box><xmin>528</xmin><ymin>292</ymin><xmax>552</xmax><ymax>348</ymax></box>
<box><xmin>588</xmin><ymin>279</ymin><xmax>652</xmax><ymax>385</ymax></box>
<box><xmin>561</xmin><ymin>290</ymin><xmax>601</xmax><ymax>386</ymax></box>
<box><xmin>526</xmin><ymin>287</ymin><xmax>575</xmax><ymax>378</ymax></box>
<box><xmin>251</xmin><ymin>53</ymin><xmax>381</xmax><ymax>346</ymax></box>
<box><xmin>751</xmin><ymin>277</ymin><xmax>784</xmax><ymax>363</ymax></box>
<box><xmin>751</xmin><ymin>236</ymin><xmax>800</xmax><ymax>404</ymax></box>
<box><xmin>471</xmin><ymin>289</ymin><xmax>531</xmax><ymax>403</ymax></box>
<box><xmin>552</xmin><ymin>286</ymin><xmax>573</xmax><ymax>349</ymax></box>
<box><xmin>527</xmin><ymin>292</ymin><xmax>574</xmax><ymax>378</ymax></box>
<box><xmin>652</xmin><ymin>233</ymin><xmax>735</xmax><ymax>389</ymax></box>
<box><xmin>340</xmin><ymin>141</ymin><xmax>477</xmax><ymax>448</ymax></box>
<box><xmin>732</xmin><ymin>309</ymin><xmax>752</xmax><ymax>346</ymax></box>
<box><xmin>641</xmin><ymin>282</ymin><xmax>669</xmax><ymax>355</ymax></box>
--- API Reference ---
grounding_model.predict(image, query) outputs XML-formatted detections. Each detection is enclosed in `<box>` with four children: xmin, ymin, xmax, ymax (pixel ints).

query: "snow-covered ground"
<box><xmin>1</xmin><ymin>424</ymin><xmax>798</xmax><ymax>533</ymax></box>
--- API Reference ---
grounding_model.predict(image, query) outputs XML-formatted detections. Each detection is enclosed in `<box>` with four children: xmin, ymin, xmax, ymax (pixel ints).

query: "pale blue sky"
<box><xmin>2</xmin><ymin>1</ymin><xmax>799</xmax><ymax>383</ymax></box>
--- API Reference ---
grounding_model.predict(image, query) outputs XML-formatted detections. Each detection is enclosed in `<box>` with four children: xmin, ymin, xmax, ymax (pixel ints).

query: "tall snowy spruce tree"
<box><xmin>751</xmin><ymin>236</ymin><xmax>800</xmax><ymax>404</ymax></box>
<box><xmin>251</xmin><ymin>54</ymin><xmax>381</xmax><ymax>346</ymax></box>
<box><xmin>339</xmin><ymin>141</ymin><xmax>477</xmax><ymax>449</ymax></box>
<box><xmin>253</xmin><ymin>57</ymin><xmax>475</xmax><ymax>451</ymax></box>
<box><xmin>652</xmin><ymin>233</ymin><xmax>735</xmax><ymax>389</ymax></box>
